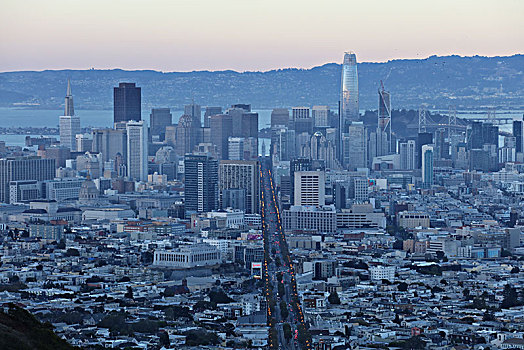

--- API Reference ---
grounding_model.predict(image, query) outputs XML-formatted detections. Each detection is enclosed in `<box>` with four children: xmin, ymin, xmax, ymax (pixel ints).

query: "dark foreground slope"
<box><xmin>0</xmin><ymin>303</ymin><xmax>75</xmax><ymax>350</ymax></box>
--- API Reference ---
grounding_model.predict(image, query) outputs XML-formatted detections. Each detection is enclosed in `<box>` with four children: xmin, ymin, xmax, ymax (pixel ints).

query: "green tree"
<box><xmin>208</xmin><ymin>289</ymin><xmax>233</xmax><ymax>304</ymax></box>
<box><xmin>184</xmin><ymin>329</ymin><xmax>220</xmax><ymax>346</ymax></box>
<box><xmin>124</xmin><ymin>286</ymin><xmax>134</xmax><ymax>299</ymax></box>
<box><xmin>402</xmin><ymin>336</ymin><xmax>426</xmax><ymax>349</ymax></box>
<box><xmin>328</xmin><ymin>291</ymin><xmax>341</xmax><ymax>304</ymax></box>
<box><xmin>398</xmin><ymin>282</ymin><xmax>408</xmax><ymax>292</ymax></box>
<box><xmin>280</xmin><ymin>300</ymin><xmax>289</xmax><ymax>320</ymax></box>
<box><xmin>283</xmin><ymin>323</ymin><xmax>292</xmax><ymax>341</ymax></box>
<box><xmin>501</xmin><ymin>284</ymin><xmax>519</xmax><ymax>308</ymax></box>
<box><xmin>159</xmin><ymin>331</ymin><xmax>170</xmax><ymax>347</ymax></box>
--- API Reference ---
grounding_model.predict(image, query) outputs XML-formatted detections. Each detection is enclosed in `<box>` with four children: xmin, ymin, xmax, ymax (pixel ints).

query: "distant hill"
<box><xmin>0</xmin><ymin>303</ymin><xmax>75</xmax><ymax>350</ymax></box>
<box><xmin>0</xmin><ymin>55</ymin><xmax>522</xmax><ymax>110</ymax></box>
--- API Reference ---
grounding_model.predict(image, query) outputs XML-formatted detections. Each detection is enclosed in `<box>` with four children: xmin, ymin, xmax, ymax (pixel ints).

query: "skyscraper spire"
<box><xmin>64</xmin><ymin>79</ymin><xmax>75</xmax><ymax>116</ymax></box>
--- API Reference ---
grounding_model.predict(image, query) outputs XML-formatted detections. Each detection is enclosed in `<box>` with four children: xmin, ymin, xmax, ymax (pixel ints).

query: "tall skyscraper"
<box><xmin>417</xmin><ymin>132</ymin><xmax>433</xmax><ymax>168</ymax></box>
<box><xmin>377</xmin><ymin>83</ymin><xmax>392</xmax><ymax>156</ymax></box>
<box><xmin>347</xmin><ymin>122</ymin><xmax>368</xmax><ymax>170</ymax></box>
<box><xmin>185</xmin><ymin>103</ymin><xmax>202</xmax><ymax>128</ymax></box>
<box><xmin>59</xmin><ymin>80</ymin><xmax>81</xmax><ymax>150</ymax></box>
<box><xmin>126</xmin><ymin>120</ymin><xmax>148</xmax><ymax>181</ymax></box>
<box><xmin>150</xmin><ymin>108</ymin><xmax>172</xmax><ymax>141</ymax></box>
<box><xmin>184</xmin><ymin>154</ymin><xmax>218</xmax><ymax>214</ymax></box>
<box><xmin>294</xmin><ymin>170</ymin><xmax>325</xmax><ymax>207</ymax></box>
<box><xmin>92</xmin><ymin>128</ymin><xmax>127</xmax><ymax>163</ymax></box>
<box><xmin>114</xmin><ymin>83</ymin><xmax>141</xmax><ymax>124</ymax></box>
<box><xmin>210</xmin><ymin>114</ymin><xmax>233</xmax><ymax>160</ymax></box>
<box><xmin>0</xmin><ymin>157</ymin><xmax>55</xmax><ymax>203</ymax></box>
<box><xmin>228</xmin><ymin>137</ymin><xmax>245</xmax><ymax>160</ymax></box>
<box><xmin>271</xmin><ymin>127</ymin><xmax>295</xmax><ymax>162</ymax></box>
<box><xmin>292</xmin><ymin>107</ymin><xmax>312</xmax><ymax>134</ymax></box>
<box><xmin>399</xmin><ymin>139</ymin><xmax>416</xmax><ymax>170</ymax></box>
<box><xmin>204</xmin><ymin>106</ymin><xmax>222</xmax><ymax>128</ymax></box>
<box><xmin>422</xmin><ymin>144</ymin><xmax>434</xmax><ymax>187</ymax></box>
<box><xmin>309</xmin><ymin>132</ymin><xmax>337</xmax><ymax>169</ymax></box>
<box><xmin>340</xmin><ymin>52</ymin><xmax>359</xmax><ymax>132</ymax></box>
<box><xmin>175</xmin><ymin>115</ymin><xmax>199</xmax><ymax>156</ymax></box>
<box><xmin>271</xmin><ymin>108</ymin><xmax>290</xmax><ymax>128</ymax></box>
<box><xmin>64</xmin><ymin>79</ymin><xmax>74</xmax><ymax>117</ymax></box>
<box><xmin>512</xmin><ymin>117</ymin><xmax>523</xmax><ymax>153</ymax></box>
<box><xmin>312</xmin><ymin>106</ymin><xmax>330</xmax><ymax>127</ymax></box>
<box><xmin>219</xmin><ymin>160</ymin><xmax>260</xmax><ymax>214</ymax></box>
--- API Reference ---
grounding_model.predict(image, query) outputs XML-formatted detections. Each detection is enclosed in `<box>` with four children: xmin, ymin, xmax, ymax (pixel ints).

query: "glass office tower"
<box><xmin>340</xmin><ymin>52</ymin><xmax>359</xmax><ymax>128</ymax></box>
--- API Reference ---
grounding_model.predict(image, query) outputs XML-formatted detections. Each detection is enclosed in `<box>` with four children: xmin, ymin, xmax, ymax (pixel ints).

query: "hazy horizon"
<box><xmin>0</xmin><ymin>53</ymin><xmax>522</xmax><ymax>74</ymax></box>
<box><xmin>1</xmin><ymin>0</ymin><xmax>522</xmax><ymax>72</ymax></box>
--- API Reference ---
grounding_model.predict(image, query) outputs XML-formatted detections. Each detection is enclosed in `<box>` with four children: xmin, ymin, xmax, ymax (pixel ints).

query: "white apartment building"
<box><xmin>294</xmin><ymin>170</ymin><xmax>325</xmax><ymax>207</ymax></box>
<box><xmin>153</xmin><ymin>243</ymin><xmax>220</xmax><ymax>268</ymax></box>
<box><xmin>369</xmin><ymin>265</ymin><xmax>396</xmax><ymax>281</ymax></box>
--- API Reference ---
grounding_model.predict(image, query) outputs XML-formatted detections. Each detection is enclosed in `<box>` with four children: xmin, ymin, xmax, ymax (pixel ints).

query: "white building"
<box><xmin>59</xmin><ymin>80</ymin><xmax>81</xmax><ymax>150</ymax></box>
<box><xmin>203</xmin><ymin>238</ymin><xmax>231</xmax><ymax>261</ymax></box>
<box><xmin>43</xmin><ymin>178</ymin><xmax>85</xmax><ymax>201</ymax></box>
<box><xmin>126</xmin><ymin>120</ymin><xmax>148</xmax><ymax>181</ymax></box>
<box><xmin>337</xmin><ymin>204</ymin><xmax>386</xmax><ymax>229</ymax></box>
<box><xmin>282</xmin><ymin>205</ymin><xmax>337</xmax><ymax>233</ymax></box>
<box><xmin>400</xmin><ymin>140</ymin><xmax>416</xmax><ymax>170</ymax></box>
<box><xmin>228</xmin><ymin>137</ymin><xmax>245</xmax><ymax>160</ymax></box>
<box><xmin>312</xmin><ymin>105</ymin><xmax>329</xmax><ymax>127</ymax></box>
<box><xmin>207</xmin><ymin>209</ymin><xmax>245</xmax><ymax>228</ymax></box>
<box><xmin>153</xmin><ymin>244</ymin><xmax>221</xmax><ymax>268</ymax></box>
<box><xmin>369</xmin><ymin>265</ymin><xmax>396</xmax><ymax>281</ymax></box>
<box><xmin>294</xmin><ymin>170</ymin><xmax>325</xmax><ymax>207</ymax></box>
<box><xmin>245</xmin><ymin>213</ymin><xmax>262</xmax><ymax>228</ymax></box>
<box><xmin>60</xmin><ymin>116</ymin><xmax>81</xmax><ymax>150</ymax></box>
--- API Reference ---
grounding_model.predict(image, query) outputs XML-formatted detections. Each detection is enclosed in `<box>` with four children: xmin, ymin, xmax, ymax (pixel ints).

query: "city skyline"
<box><xmin>1</xmin><ymin>0</ymin><xmax>522</xmax><ymax>72</ymax></box>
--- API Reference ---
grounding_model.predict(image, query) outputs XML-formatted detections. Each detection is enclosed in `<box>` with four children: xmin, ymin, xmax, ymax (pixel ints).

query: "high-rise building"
<box><xmin>150</xmin><ymin>108</ymin><xmax>172</xmax><ymax>141</ymax></box>
<box><xmin>59</xmin><ymin>80</ymin><xmax>81</xmax><ymax>150</ymax></box>
<box><xmin>271</xmin><ymin>127</ymin><xmax>295</xmax><ymax>162</ymax></box>
<box><xmin>0</xmin><ymin>157</ymin><xmax>56</xmax><ymax>203</ymax></box>
<box><xmin>228</xmin><ymin>137</ymin><xmax>244</xmax><ymax>160</ymax></box>
<box><xmin>271</xmin><ymin>108</ymin><xmax>289</xmax><ymax>128</ymax></box>
<box><xmin>184</xmin><ymin>154</ymin><xmax>218</xmax><ymax>214</ymax></box>
<box><xmin>467</xmin><ymin>121</ymin><xmax>498</xmax><ymax>150</ymax></box>
<box><xmin>227</xmin><ymin>107</ymin><xmax>258</xmax><ymax>143</ymax></box>
<box><xmin>312</xmin><ymin>106</ymin><xmax>330</xmax><ymax>127</ymax></box>
<box><xmin>309</xmin><ymin>132</ymin><xmax>337</xmax><ymax>169</ymax></box>
<box><xmin>75</xmin><ymin>134</ymin><xmax>93</xmax><ymax>152</ymax></box>
<box><xmin>377</xmin><ymin>84</ymin><xmax>392</xmax><ymax>156</ymax></box>
<box><xmin>422</xmin><ymin>144</ymin><xmax>434</xmax><ymax>187</ymax></box>
<box><xmin>399</xmin><ymin>139</ymin><xmax>416</xmax><ymax>170</ymax></box>
<box><xmin>294</xmin><ymin>170</ymin><xmax>325</xmax><ymax>207</ymax></box>
<box><xmin>417</xmin><ymin>132</ymin><xmax>433</xmax><ymax>168</ymax></box>
<box><xmin>64</xmin><ymin>79</ymin><xmax>74</xmax><ymax>117</ymax></box>
<box><xmin>114</xmin><ymin>83</ymin><xmax>141</xmax><ymax>124</ymax></box>
<box><xmin>340</xmin><ymin>52</ymin><xmax>359</xmax><ymax>140</ymax></box>
<box><xmin>92</xmin><ymin>128</ymin><xmax>127</xmax><ymax>165</ymax></box>
<box><xmin>210</xmin><ymin>114</ymin><xmax>233</xmax><ymax>160</ymax></box>
<box><xmin>165</xmin><ymin>126</ymin><xmax>177</xmax><ymax>146</ymax></box>
<box><xmin>40</xmin><ymin>146</ymin><xmax>70</xmax><ymax>168</ymax></box>
<box><xmin>185</xmin><ymin>103</ymin><xmax>202</xmax><ymax>128</ymax></box>
<box><xmin>219</xmin><ymin>160</ymin><xmax>260</xmax><ymax>214</ymax></box>
<box><xmin>347</xmin><ymin>122</ymin><xmax>367</xmax><ymax>170</ymax></box>
<box><xmin>512</xmin><ymin>117</ymin><xmax>523</xmax><ymax>153</ymax></box>
<box><xmin>126</xmin><ymin>120</ymin><xmax>148</xmax><ymax>181</ymax></box>
<box><xmin>204</xmin><ymin>106</ymin><xmax>222</xmax><ymax>128</ymax></box>
<box><xmin>231</xmin><ymin>104</ymin><xmax>251</xmax><ymax>112</ymax></box>
<box><xmin>176</xmin><ymin>115</ymin><xmax>200</xmax><ymax>156</ymax></box>
<box><xmin>292</xmin><ymin>107</ymin><xmax>312</xmax><ymax>134</ymax></box>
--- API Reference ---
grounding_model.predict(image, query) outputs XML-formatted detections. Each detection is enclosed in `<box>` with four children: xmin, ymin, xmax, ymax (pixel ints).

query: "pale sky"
<box><xmin>0</xmin><ymin>0</ymin><xmax>522</xmax><ymax>72</ymax></box>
